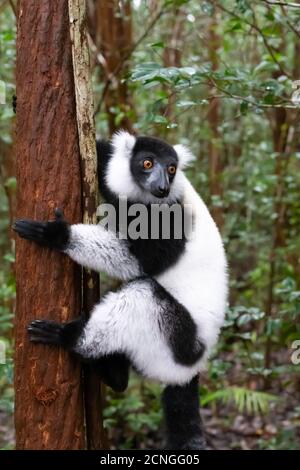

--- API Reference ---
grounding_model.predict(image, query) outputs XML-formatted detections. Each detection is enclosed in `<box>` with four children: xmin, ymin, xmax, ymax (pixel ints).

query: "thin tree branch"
<box><xmin>213</xmin><ymin>1</ymin><xmax>291</xmax><ymax>78</ymax></box>
<box><xmin>208</xmin><ymin>77</ymin><xmax>296</xmax><ymax>109</ymax></box>
<box><xmin>263</xmin><ymin>0</ymin><xmax>300</xmax><ymax>7</ymax></box>
<box><xmin>276</xmin><ymin>3</ymin><xmax>300</xmax><ymax>39</ymax></box>
<box><xmin>249</xmin><ymin>4</ymin><xmax>290</xmax><ymax>77</ymax></box>
<box><xmin>95</xmin><ymin>4</ymin><xmax>166</xmax><ymax>115</ymax></box>
<box><xmin>8</xmin><ymin>0</ymin><xmax>16</xmax><ymax>16</ymax></box>
<box><xmin>159</xmin><ymin>90</ymin><xmax>297</xmax><ymax>133</ymax></box>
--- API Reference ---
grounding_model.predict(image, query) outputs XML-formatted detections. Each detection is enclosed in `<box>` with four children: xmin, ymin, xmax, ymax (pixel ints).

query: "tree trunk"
<box><xmin>68</xmin><ymin>0</ymin><xmax>107</xmax><ymax>449</ymax></box>
<box><xmin>0</xmin><ymin>139</ymin><xmax>16</xmax><ymax>232</ymax></box>
<box><xmin>14</xmin><ymin>0</ymin><xmax>85</xmax><ymax>449</ymax></box>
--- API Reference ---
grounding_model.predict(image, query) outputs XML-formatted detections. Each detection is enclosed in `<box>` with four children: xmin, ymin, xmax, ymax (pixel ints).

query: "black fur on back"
<box><xmin>162</xmin><ymin>375</ymin><xmax>206</xmax><ymax>450</ymax></box>
<box><xmin>150</xmin><ymin>278</ymin><xmax>205</xmax><ymax>366</ymax></box>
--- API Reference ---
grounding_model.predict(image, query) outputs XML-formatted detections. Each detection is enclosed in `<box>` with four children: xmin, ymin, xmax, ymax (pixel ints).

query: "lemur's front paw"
<box><xmin>13</xmin><ymin>208</ymin><xmax>70</xmax><ymax>250</ymax></box>
<box><xmin>28</xmin><ymin>319</ymin><xmax>64</xmax><ymax>345</ymax></box>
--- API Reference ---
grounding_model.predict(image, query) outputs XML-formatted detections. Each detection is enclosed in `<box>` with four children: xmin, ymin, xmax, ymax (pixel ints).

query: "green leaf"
<box><xmin>201</xmin><ymin>386</ymin><xmax>279</xmax><ymax>415</ymax></box>
<box><xmin>166</xmin><ymin>122</ymin><xmax>178</xmax><ymax>129</ymax></box>
<box><xmin>240</xmin><ymin>101</ymin><xmax>248</xmax><ymax>115</ymax></box>
<box><xmin>150</xmin><ymin>41</ymin><xmax>164</xmax><ymax>49</ymax></box>
<box><xmin>225</xmin><ymin>19</ymin><xmax>243</xmax><ymax>33</ymax></box>
<box><xmin>4</xmin><ymin>177</ymin><xmax>16</xmax><ymax>189</ymax></box>
<box><xmin>237</xmin><ymin>313</ymin><xmax>252</xmax><ymax>326</ymax></box>
<box><xmin>3</xmin><ymin>253</ymin><xmax>15</xmax><ymax>263</ymax></box>
<box><xmin>152</xmin><ymin>115</ymin><xmax>169</xmax><ymax>124</ymax></box>
<box><xmin>201</xmin><ymin>2</ymin><xmax>214</xmax><ymax>15</ymax></box>
<box><xmin>235</xmin><ymin>0</ymin><xmax>251</xmax><ymax>13</ymax></box>
<box><xmin>176</xmin><ymin>100</ymin><xmax>196</xmax><ymax>107</ymax></box>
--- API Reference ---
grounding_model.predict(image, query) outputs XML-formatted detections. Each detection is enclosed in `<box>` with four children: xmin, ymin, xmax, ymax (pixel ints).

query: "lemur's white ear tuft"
<box><xmin>111</xmin><ymin>130</ymin><xmax>136</xmax><ymax>158</ymax></box>
<box><xmin>174</xmin><ymin>144</ymin><xmax>195</xmax><ymax>169</ymax></box>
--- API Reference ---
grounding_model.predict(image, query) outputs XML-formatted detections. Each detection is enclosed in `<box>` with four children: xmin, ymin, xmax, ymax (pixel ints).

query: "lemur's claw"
<box><xmin>12</xmin><ymin>219</ymin><xmax>47</xmax><ymax>243</ymax></box>
<box><xmin>54</xmin><ymin>207</ymin><xmax>64</xmax><ymax>220</ymax></box>
<box><xmin>28</xmin><ymin>319</ymin><xmax>63</xmax><ymax>345</ymax></box>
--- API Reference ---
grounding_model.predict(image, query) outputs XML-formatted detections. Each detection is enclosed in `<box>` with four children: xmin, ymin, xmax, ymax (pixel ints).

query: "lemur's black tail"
<box><xmin>162</xmin><ymin>375</ymin><xmax>206</xmax><ymax>450</ymax></box>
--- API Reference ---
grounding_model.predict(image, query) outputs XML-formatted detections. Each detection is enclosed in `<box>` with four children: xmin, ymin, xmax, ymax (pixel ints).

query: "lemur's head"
<box><xmin>106</xmin><ymin>131</ymin><xmax>194</xmax><ymax>203</ymax></box>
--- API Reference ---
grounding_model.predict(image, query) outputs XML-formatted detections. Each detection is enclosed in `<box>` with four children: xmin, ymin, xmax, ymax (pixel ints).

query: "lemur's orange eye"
<box><xmin>143</xmin><ymin>160</ymin><xmax>153</xmax><ymax>169</ymax></box>
<box><xmin>168</xmin><ymin>165</ymin><xmax>176</xmax><ymax>175</ymax></box>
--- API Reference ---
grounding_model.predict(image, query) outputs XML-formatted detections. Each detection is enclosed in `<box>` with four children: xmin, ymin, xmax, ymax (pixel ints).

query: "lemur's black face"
<box><xmin>130</xmin><ymin>136</ymin><xmax>178</xmax><ymax>199</ymax></box>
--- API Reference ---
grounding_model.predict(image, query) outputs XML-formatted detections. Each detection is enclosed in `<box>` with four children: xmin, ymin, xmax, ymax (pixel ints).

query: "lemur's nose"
<box><xmin>158</xmin><ymin>186</ymin><xmax>169</xmax><ymax>196</ymax></box>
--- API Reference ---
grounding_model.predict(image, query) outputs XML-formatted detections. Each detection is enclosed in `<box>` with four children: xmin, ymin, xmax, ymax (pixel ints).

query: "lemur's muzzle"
<box><xmin>150</xmin><ymin>166</ymin><xmax>170</xmax><ymax>198</ymax></box>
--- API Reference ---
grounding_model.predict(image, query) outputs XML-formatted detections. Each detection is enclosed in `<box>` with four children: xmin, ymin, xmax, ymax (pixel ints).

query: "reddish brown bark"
<box><xmin>0</xmin><ymin>139</ymin><xmax>16</xmax><ymax>323</ymax></box>
<box><xmin>14</xmin><ymin>0</ymin><xmax>85</xmax><ymax>449</ymax></box>
<box><xmin>0</xmin><ymin>139</ymin><xmax>16</xmax><ymax>230</ymax></box>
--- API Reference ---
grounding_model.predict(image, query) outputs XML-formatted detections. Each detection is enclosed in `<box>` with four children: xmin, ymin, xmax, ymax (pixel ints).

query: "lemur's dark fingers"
<box><xmin>13</xmin><ymin>210</ymin><xmax>70</xmax><ymax>250</ymax></box>
<box><xmin>28</xmin><ymin>317</ymin><xmax>84</xmax><ymax>349</ymax></box>
<box><xmin>29</xmin><ymin>334</ymin><xmax>61</xmax><ymax>344</ymax></box>
<box><xmin>13</xmin><ymin>220</ymin><xmax>46</xmax><ymax>233</ymax></box>
<box><xmin>29</xmin><ymin>319</ymin><xmax>63</xmax><ymax>334</ymax></box>
<box><xmin>28</xmin><ymin>320</ymin><xmax>63</xmax><ymax>345</ymax></box>
<box><xmin>13</xmin><ymin>220</ymin><xmax>48</xmax><ymax>243</ymax></box>
<box><xmin>54</xmin><ymin>207</ymin><xmax>64</xmax><ymax>220</ymax></box>
<box><xmin>29</xmin><ymin>334</ymin><xmax>60</xmax><ymax>345</ymax></box>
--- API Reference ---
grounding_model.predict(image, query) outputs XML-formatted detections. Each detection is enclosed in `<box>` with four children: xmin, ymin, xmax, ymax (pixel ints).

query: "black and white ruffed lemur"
<box><xmin>13</xmin><ymin>131</ymin><xmax>228</xmax><ymax>450</ymax></box>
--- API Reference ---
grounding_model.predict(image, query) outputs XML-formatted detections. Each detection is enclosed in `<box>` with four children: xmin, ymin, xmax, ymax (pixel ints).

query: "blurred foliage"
<box><xmin>0</xmin><ymin>0</ymin><xmax>300</xmax><ymax>450</ymax></box>
<box><xmin>104</xmin><ymin>374</ymin><xmax>163</xmax><ymax>450</ymax></box>
<box><xmin>0</xmin><ymin>0</ymin><xmax>16</xmax><ymax>431</ymax></box>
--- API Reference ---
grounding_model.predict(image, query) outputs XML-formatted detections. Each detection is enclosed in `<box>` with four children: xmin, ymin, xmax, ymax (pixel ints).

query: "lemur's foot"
<box><xmin>28</xmin><ymin>316</ymin><xmax>85</xmax><ymax>349</ymax></box>
<box><xmin>13</xmin><ymin>208</ymin><xmax>70</xmax><ymax>250</ymax></box>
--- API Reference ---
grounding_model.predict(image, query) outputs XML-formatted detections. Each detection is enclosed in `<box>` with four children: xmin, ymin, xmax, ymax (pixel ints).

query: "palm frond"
<box><xmin>201</xmin><ymin>386</ymin><xmax>279</xmax><ymax>415</ymax></box>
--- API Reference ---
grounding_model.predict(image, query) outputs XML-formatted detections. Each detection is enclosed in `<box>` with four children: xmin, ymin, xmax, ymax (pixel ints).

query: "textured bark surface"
<box><xmin>15</xmin><ymin>0</ymin><xmax>85</xmax><ymax>449</ymax></box>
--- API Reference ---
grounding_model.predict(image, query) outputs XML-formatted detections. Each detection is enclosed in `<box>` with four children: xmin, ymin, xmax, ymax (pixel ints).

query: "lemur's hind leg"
<box><xmin>29</xmin><ymin>277</ymin><xmax>205</xmax><ymax>385</ymax></box>
<box><xmin>28</xmin><ymin>317</ymin><xmax>130</xmax><ymax>392</ymax></box>
<box><xmin>162</xmin><ymin>375</ymin><xmax>206</xmax><ymax>450</ymax></box>
<box><xmin>93</xmin><ymin>354</ymin><xmax>130</xmax><ymax>392</ymax></box>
